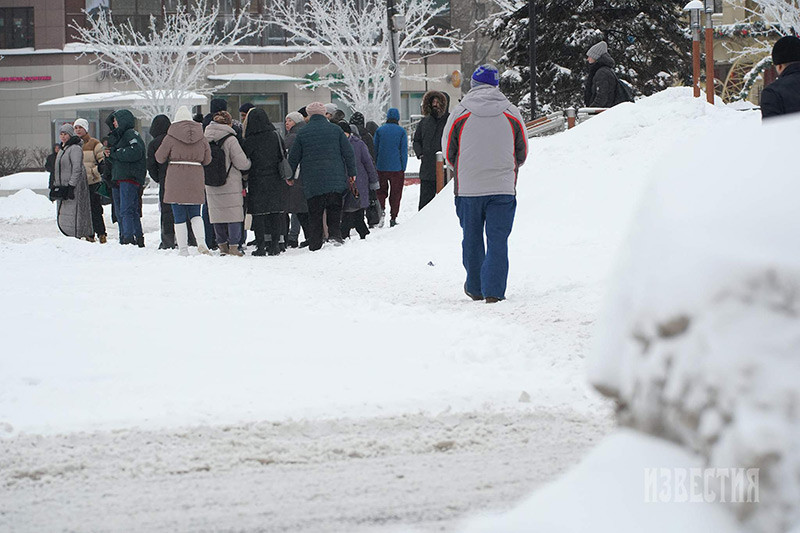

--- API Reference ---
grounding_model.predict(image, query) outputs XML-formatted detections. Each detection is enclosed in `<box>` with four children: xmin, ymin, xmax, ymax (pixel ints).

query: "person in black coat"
<box><xmin>584</xmin><ymin>41</ymin><xmax>622</xmax><ymax>108</ymax></box>
<box><xmin>242</xmin><ymin>108</ymin><xmax>288</xmax><ymax>256</ymax></box>
<box><xmin>146</xmin><ymin>114</ymin><xmax>176</xmax><ymax>249</ymax></box>
<box><xmin>349</xmin><ymin>111</ymin><xmax>376</xmax><ymax>162</ymax></box>
<box><xmin>412</xmin><ymin>90</ymin><xmax>450</xmax><ymax>210</ymax></box>
<box><xmin>45</xmin><ymin>143</ymin><xmax>60</xmax><ymax>190</ymax></box>
<box><xmin>761</xmin><ymin>36</ymin><xmax>800</xmax><ymax>120</ymax></box>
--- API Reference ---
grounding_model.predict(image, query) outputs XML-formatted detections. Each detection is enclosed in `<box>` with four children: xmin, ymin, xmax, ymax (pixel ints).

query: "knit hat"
<box><xmin>324</xmin><ymin>103</ymin><xmax>338</xmax><ymax>116</ymax></box>
<box><xmin>587</xmin><ymin>41</ymin><xmax>608</xmax><ymax>60</ymax></box>
<box><xmin>59</xmin><ymin>123</ymin><xmax>75</xmax><ymax>136</ymax></box>
<box><xmin>285</xmin><ymin>111</ymin><xmax>304</xmax><ymax>126</ymax></box>
<box><xmin>210</xmin><ymin>98</ymin><xmax>227</xmax><ymax>114</ymax></box>
<box><xmin>73</xmin><ymin>118</ymin><xmax>89</xmax><ymax>132</ymax></box>
<box><xmin>471</xmin><ymin>64</ymin><xmax>500</xmax><ymax>87</ymax></box>
<box><xmin>239</xmin><ymin>102</ymin><xmax>255</xmax><ymax>114</ymax></box>
<box><xmin>213</xmin><ymin>110</ymin><xmax>233</xmax><ymax>125</ymax></box>
<box><xmin>306</xmin><ymin>102</ymin><xmax>326</xmax><ymax>116</ymax></box>
<box><xmin>386</xmin><ymin>107</ymin><xmax>400</xmax><ymax>121</ymax></box>
<box><xmin>173</xmin><ymin>105</ymin><xmax>193</xmax><ymax>122</ymax></box>
<box><xmin>337</xmin><ymin>120</ymin><xmax>351</xmax><ymax>135</ymax></box>
<box><xmin>350</xmin><ymin>111</ymin><xmax>365</xmax><ymax>126</ymax></box>
<box><xmin>772</xmin><ymin>35</ymin><xmax>800</xmax><ymax>66</ymax></box>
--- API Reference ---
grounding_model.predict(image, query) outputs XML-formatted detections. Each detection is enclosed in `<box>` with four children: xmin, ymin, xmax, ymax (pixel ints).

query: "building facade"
<box><xmin>0</xmin><ymin>0</ymin><xmax>462</xmax><ymax>150</ymax></box>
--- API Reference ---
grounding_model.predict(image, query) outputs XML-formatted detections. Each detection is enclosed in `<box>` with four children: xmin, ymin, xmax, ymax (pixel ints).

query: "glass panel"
<box><xmin>111</xmin><ymin>0</ymin><xmax>135</xmax><ymax>15</ymax></box>
<box><xmin>139</xmin><ymin>0</ymin><xmax>162</xmax><ymax>15</ymax></box>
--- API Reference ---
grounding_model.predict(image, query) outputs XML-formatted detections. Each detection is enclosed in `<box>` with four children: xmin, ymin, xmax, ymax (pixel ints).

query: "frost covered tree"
<box><xmin>724</xmin><ymin>0</ymin><xmax>799</xmax><ymax>100</ymax></box>
<box><xmin>266</xmin><ymin>0</ymin><xmax>460</xmax><ymax>121</ymax></box>
<box><xmin>485</xmin><ymin>0</ymin><xmax>692</xmax><ymax>117</ymax></box>
<box><xmin>70</xmin><ymin>2</ymin><xmax>264</xmax><ymax>120</ymax></box>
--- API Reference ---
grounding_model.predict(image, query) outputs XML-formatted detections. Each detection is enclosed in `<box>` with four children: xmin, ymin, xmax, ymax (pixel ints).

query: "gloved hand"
<box><xmin>66</xmin><ymin>185</ymin><xmax>75</xmax><ymax>200</ymax></box>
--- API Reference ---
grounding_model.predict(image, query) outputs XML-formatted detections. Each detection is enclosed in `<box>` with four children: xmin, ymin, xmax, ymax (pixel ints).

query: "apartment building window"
<box><xmin>0</xmin><ymin>8</ymin><xmax>35</xmax><ymax>49</ymax></box>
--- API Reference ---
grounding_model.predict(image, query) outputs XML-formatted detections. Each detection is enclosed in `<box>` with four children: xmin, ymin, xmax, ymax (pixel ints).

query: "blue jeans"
<box><xmin>213</xmin><ymin>222</ymin><xmax>242</xmax><ymax>245</ymax></box>
<box><xmin>455</xmin><ymin>195</ymin><xmax>516</xmax><ymax>300</ymax></box>
<box><xmin>112</xmin><ymin>181</ymin><xmax>143</xmax><ymax>243</ymax></box>
<box><xmin>170</xmin><ymin>204</ymin><xmax>202</xmax><ymax>224</ymax></box>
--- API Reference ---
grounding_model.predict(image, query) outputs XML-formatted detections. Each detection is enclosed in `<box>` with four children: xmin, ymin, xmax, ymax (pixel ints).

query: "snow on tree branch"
<box><xmin>265</xmin><ymin>0</ymin><xmax>461</xmax><ymax>122</ymax></box>
<box><xmin>70</xmin><ymin>1</ymin><xmax>265</xmax><ymax>120</ymax></box>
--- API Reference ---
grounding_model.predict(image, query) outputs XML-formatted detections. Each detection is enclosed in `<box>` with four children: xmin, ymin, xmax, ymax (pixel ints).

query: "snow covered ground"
<box><xmin>0</xmin><ymin>88</ymin><xmax>771</xmax><ymax>531</ymax></box>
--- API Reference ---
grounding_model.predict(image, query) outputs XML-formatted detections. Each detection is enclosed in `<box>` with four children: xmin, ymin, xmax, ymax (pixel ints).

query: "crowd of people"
<box><xmin>46</xmin><ymin>91</ymin><xmax>459</xmax><ymax>256</ymax></box>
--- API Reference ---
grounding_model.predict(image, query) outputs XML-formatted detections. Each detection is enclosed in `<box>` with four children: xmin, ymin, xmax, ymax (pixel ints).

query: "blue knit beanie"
<box><xmin>386</xmin><ymin>108</ymin><xmax>400</xmax><ymax>121</ymax></box>
<box><xmin>471</xmin><ymin>65</ymin><xmax>499</xmax><ymax>87</ymax></box>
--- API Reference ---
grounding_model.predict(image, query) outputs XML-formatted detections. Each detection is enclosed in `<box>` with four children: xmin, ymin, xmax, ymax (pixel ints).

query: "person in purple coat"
<box><xmin>337</xmin><ymin>121</ymin><xmax>378</xmax><ymax>239</ymax></box>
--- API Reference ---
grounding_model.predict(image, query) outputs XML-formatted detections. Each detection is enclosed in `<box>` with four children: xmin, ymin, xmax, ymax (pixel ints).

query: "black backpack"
<box><xmin>204</xmin><ymin>133</ymin><xmax>235</xmax><ymax>187</ymax></box>
<box><xmin>614</xmin><ymin>79</ymin><xmax>635</xmax><ymax>105</ymax></box>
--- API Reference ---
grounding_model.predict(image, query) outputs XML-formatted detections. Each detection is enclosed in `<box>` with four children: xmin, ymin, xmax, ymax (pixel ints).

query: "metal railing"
<box><xmin>525</xmin><ymin>107</ymin><xmax>608</xmax><ymax>137</ymax></box>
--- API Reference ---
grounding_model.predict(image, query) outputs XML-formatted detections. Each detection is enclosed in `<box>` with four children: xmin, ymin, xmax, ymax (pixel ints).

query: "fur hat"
<box><xmin>59</xmin><ymin>123</ymin><xmax>75</xmax><ymax>136</ymax></box>
<box><xmin>471</xmin><ymin>64</ymin><xmax>500</xmax><ymax>88</ymax></box>
<box><xmin>306</xmin><ymin>102</ymin><xmax>327</xmax><ymax>116</ymax></box>
<box><xmin>173</xmin><ymin>105</ymin><xmax>193</xmax><ymax>122</ymax></box>
<box><xmin>213</xmin><ymin>110</ymin><xmax>233</xmax><ymax>126</ymax></box>
<box><xmin>772</xmin><ymin>35</ymin><xmax>800</xmax><ymax>66</ymax></box>
<box><xmin>587</xmin><ymin>41</ymin><xmax>608</xmax><ymax>60</ymax></box>
<box><xmin>285</xmin><ymin>111</ymin><xmax>304</xmax><ymax>126</ymax></box>
<box><xmin>73</xmin><ymin>118</ymin><xmax>89</xmax><ymax>132</ymax></box>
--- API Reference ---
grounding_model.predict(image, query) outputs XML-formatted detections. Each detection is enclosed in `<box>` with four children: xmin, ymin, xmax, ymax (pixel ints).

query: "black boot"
<box><xmin>268</xmin><ymin>237</ymin><xmax>280</xmax><ymax>256</ymax></box>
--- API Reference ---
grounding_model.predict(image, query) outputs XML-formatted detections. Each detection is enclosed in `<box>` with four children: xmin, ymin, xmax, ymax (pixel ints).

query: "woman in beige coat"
<box><xmin>204</xmin><ymin>111</ymin><xmax>251</xmax><ymax>256</ymax></box>
<box><xmin>155</xmin><ymin>106</ymin><xmax>212</xmax><ymax>255</ymax></box>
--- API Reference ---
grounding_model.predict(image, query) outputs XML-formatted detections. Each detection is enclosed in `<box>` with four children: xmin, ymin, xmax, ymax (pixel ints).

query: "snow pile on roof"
<box><xmin>459</xmin><ymin>92</ymin><xmax>798</xmax><ymax>532</ymax></box>
<box><xmin>0</xmin><ymin>172</ymin><xmax>49</xmax><ymax>191</ymax></box>
<box><xmin>0</xmin><ymin>189</ymin><xmax>54</xmax><ymax>223</ymax></box>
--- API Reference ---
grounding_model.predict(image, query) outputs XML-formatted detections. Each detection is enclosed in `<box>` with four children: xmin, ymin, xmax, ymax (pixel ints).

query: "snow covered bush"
<box><xmin>590</xmin><ymin>114</ymin><xmax>800</xmax><ymax>533</ymax></box>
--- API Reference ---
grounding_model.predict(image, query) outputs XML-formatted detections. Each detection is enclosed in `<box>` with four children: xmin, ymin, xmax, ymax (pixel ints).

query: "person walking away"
<box><xmin>242</xmin><ymin>108</ymin><xmax>288</xmax><ymax>256</ymax></box>
<box><xmin>204</xmin><ymin>111</ymin><xmax>251</xmax><ymax>256</ymax></box>
<box><xmin>584</xmin><ymin>41</ymin><xmax>627</xmax><ymax>108</ymax></box>
<box><xmin>284</xmin><ymin>111</ymin><xmax>308</xmax><ymax>248</ymax></box>
<box><xmin>287</xmin><ymin>101</ymin><xmax>357</xmax><ymax>251</ymax></box>
<box><xmin>373</xmin><ymin>108</ymin><xmax>408</xmax><ymax>227</ymax></box>
<box><xmin>51</xmin><ymin>124</ymin><xmax>94</xmax><ymax>240</ymax></box>
<box><xmin>105</xmin><ymin>109</ymin><xmax>147</xmax><ymax>247</ymax></box>
<box><xmin>156</xmin><ymin>105</ymin><xmax>212</xmax><ymax>256</ymax></box>
<box><xmin>146</xmin><ymin>114</ymin><xmax>178</xmax><ymax>249</ymax></box>
<box><xmin>442</xmin><ymin>65</ymin><xmax>528</xmax><ymax>303</ymax></box>
<box><xmin>45</xmin><ymin>143</ymin><xmax>59</xmax><ymax>190</ymax></box>
<box><xmin>349</xmin><ymin>111</ymin><xmax>376</xmax><ymax>162</ymax></box>
<box><xmin>761</xmin><ymin>36</ymin><xmax>800</xmax><ymax>120</ymax></box>
<box><xmin>73</xmin><ymin>118</ymin><xmax>107</xmax><ymax>243</ymax></box>
<box><xmin>413</xmin><ymin>91</ymin><xmax>450</xmax><ymax>211</ymax></box>
<box><xmin>338</xmin><ymin>122</ymin><xmax>378</xmax><ymax>239</ymax></box>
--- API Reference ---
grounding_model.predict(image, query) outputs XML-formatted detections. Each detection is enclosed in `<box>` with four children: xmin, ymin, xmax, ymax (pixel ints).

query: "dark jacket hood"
<box><xmin>422</xmin><ymin>90</ymin><xmax>449</xmax><ymax>117</ymax></box>
<box><xmin>595</xmin><ymin>52</ymin><xmax>615</xmax><ymax>70</ymax></box>
<box><xmin>113</xmin><ymin>109</ymin><xmax>136</xmax><ymax>134</ymax></box>
<box><xmin>244</xmin><ymin>108</ymin><xmax>275</xmax><ymax>137</ymax></box>
<box><xmin>366</xmin><ymin>121</ymin><xmax>379</xmax><ymax>136</ymax></box>
<box><xmin>167</xmin><ymin>120</ymin><xmax>205</xmax><ymax>144</ymax></box>
<box><xmin>150</xmin><ymin>114</ymin><xmax>171</xmax><ymax>139</ymax></box>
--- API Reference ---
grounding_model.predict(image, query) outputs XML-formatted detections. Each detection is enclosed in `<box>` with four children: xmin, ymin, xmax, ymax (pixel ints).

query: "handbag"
<box><xmin>275</xmin><ymin>132</ymin><xmax>292</xmax><ymax>180</ymax></box>
<box><xmin>49</xmin><ymin>185</ymin><xmax>69</xmax><ymax>201</ymax></box>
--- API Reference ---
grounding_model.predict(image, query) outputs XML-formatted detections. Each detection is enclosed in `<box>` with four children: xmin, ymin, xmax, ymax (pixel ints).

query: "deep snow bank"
<box><xmin>588</xmin><ymin>111</ymin><xmax>800</xmax><ymax>532</ymax></box>
<box><xmin>0</xmin><ymin>189</ymin><xmax>54</xmax><ymax>222</ymax></box>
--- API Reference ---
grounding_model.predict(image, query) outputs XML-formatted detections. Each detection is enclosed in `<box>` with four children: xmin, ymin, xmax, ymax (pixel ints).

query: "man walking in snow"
<box><xmin>443</xmin><ymin>65</ymin><xmax>528</xmax><ymax>303</ymax></box>
<box><xmin>761</xmin><ymin>36</ymin><xmax>800</xmax><ymax>120</ymax></box>
<box><xmin>584</xmin><ymin>41</ymin><xmax>625</xmax><ymax>108</ymax></box>
<box><xmin>374</xmin><ymin>108</ymin><xmax>408</xmax><ymax>227</ymax></box>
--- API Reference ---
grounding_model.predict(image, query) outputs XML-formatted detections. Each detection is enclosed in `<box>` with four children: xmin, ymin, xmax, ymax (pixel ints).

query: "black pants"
<box><xmin>419</xmin><ymin>179</ymin><xmax>436</xmax><ymax>211</ymax></box>
<box><xmin>158</xmin><ymin>183</ymin><xmax>176</xmax><ymax>248</ymax></box>
<box><xmin>307</xmin><ymin>192</ymin><xmax>343</xmax><ymax>251</ymax></box>
<box><xmin>252</xmin><ymin>213</ymin><xmax>285</xmax><ymax>248</ymax></box>
<box><xmin>341</xmin><ymin>209</ymin><xmax>368</xmax><ymax>239</ymax></box>
<box><xmin>88</xmin><ymin>182</ymin><xmax>106</xmax><ymax>236</ymax></box>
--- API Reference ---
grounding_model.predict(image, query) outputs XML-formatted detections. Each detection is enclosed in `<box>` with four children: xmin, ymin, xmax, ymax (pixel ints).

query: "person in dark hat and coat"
<box><xmin>761</xmin><ymin>35</ymin><xmax>800</xmax><ymax>120</ymax></box>
<box><xmin>413</xmin><ymin>90</ymin><xmax>450</xmax><ymax>210</ymax></box>
<box><xmin>584</xmin><ymin>41</ymin><xmax>624</xmax><ymax>108</ymax></box>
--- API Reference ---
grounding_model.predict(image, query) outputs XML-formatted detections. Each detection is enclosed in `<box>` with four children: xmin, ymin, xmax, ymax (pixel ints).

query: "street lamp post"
<box><xmin>684</xmin><ymin>1</ymin><xmax>703</xmax><ymax>98</ymax></box>
<box><xmin>387</xmin><ymin>0</ymin><xmax>404</xmax><ymax>110</ymax></box>
<box><xmin>704</xmin><ymin>0</ymin><xmax>716</xmax><ymax>104</ymax></box>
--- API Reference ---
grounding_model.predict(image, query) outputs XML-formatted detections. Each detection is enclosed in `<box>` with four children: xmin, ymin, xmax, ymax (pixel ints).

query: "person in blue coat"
<box><xmin>373</xmin><ymin>107</ymin><xmax>408</xmax><ymax>227</ymax></box>
<box><xmin>287</xmin><ymin>102</ymin><xmax>357</xmax><ymax>251</ymax></box>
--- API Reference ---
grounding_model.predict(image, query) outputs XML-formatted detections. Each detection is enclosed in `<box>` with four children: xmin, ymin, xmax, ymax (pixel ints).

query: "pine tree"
<box><xmin>486</xmin><ymin>0</ymin><xmax>693</xmax><ymax>118</ymax></box>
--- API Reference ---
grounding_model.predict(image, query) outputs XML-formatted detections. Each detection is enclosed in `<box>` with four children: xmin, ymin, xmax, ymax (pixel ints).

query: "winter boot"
<box><xmin>190</xmin><ymin>216</ymin><xmax>210</xmax><ymax>255</ymax></box>
<box><xmin>137</xmin><ymin>235</ymin><xmax>145</xmax><ymax>248</ymax></box>
<box><xmin>218</xmin><ymin>243</ymin><xmax>230</xmax><ymax>256</ymax></box>
<box><xmin>175</xmin><ymin>223</ymin><xmax>190</xmax><ymax>256</ymax></box>
<box><xmin>99</xmin><ymin>234</ymin><xmax>107</xmax><ymax>244</ymax></box>
<box><xmin>268</xmin><ymin>237</ymin><xmax>280</xmax><ymax>256</ymax></box>
<box><xmin>464</xmin><ymin>283</ymin><xmax>484</xmax><ymax>301</ymax></box>
<box><xmin>227</xmin><ymin>245</ymin><xmax>244</xmax><ymax>257</ymax></box>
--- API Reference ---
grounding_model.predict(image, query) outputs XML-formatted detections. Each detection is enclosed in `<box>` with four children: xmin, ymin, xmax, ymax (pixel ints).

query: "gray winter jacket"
<box><xmin>442</xmin><ymin>85</ymin><xmax>528</xmax><ymax>197</ymax></box>
<box><xmin>204</xmin><ymin>122</ymin><xmax>251</xmax><ymax>224</ymax></box>
<box><xmin>54</xmin><ymin>137</ymin><xmax>93</xmax><ymax>239</ymax></box>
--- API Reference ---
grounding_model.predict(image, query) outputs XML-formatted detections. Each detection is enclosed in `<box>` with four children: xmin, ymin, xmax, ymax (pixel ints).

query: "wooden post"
<box><xmin>566</xmin><ymin>107</ymin><xmax>576</xmax><ymax>129</ymax></box>
<box><xmin>435</xmin><ymin>152</ymin><xmax>444</xmax><ymax>193</ymax></box>
<box><xmin>705</xmin><ymin>17</ymin><xmax>715</xmax><ymax>104</ymax></box>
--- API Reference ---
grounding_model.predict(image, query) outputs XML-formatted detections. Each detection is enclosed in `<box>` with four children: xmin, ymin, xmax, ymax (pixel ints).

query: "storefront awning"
<box><xmin>207</xmin><ymin>73</ymin><xmax>307</xmax><ymax>83</ymax></box>
<box><xmin>37</xmin><ymin>91</ymin><xmax>208</xmax><ymax>113</ymax></box>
